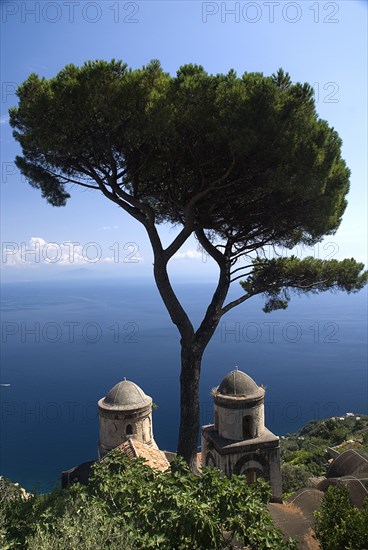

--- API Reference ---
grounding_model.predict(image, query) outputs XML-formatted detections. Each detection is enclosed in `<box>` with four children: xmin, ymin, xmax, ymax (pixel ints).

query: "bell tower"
<box><xmin>98</xmin><ymin>378</ymin><xmax>158</xmax><ymax>459</ymax></box>
<box><xmin>201</xmin><ymin>368</ymin><xmax>282</xmax><ymax>502</ymax></box>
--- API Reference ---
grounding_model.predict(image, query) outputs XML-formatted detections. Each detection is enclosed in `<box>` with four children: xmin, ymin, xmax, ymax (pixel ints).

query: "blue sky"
<box><xmin>1</xmin><ymin>0</ymin><xmax>367</xmax><ymax>282</ymax></box>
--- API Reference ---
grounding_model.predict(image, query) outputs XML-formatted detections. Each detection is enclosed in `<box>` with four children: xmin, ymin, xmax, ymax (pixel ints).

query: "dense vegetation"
<box><xmin>281</xmin><ymin>414</ymin><xmax>368</xmax><ymax>494</ymax></box>
<box><xmin>2</xmin><ymin>416</ymin><xmax>368</xmax><ymax>547</ymax></box>
<box><xmin>1</xmin><ymin>452</ymin><xmax>296</xmax><ymax>549</ymax></box>
<box><xmin>314</xmin><ymin>486</ymin><xmax>368</xmax><ymax>550</ymax></box>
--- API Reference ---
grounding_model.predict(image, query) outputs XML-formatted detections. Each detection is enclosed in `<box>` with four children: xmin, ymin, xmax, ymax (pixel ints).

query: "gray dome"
<box><xmin>101</xmin><ymin>380</ymin><xmax>151</xmax><ymax>410</ymax></box>
<box><xmin>217</xmin><ymin>369</ymin><xmax>264</xmax><ymax>399</ymax></box>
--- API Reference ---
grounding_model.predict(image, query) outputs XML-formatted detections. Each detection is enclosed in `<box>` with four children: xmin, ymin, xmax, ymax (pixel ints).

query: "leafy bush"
<box><xmin>314</xmin><ymin>486</ymin><xmax>368</xmax><ymax>550</ymax></box>
<box><xmin>1</xmin><ymin>453</ymin><xmax>297</xmax><ymax>549</ymax></box>
<box><xmin>26</xmin><ymin>501</ymin><xmax>134</xmax><ymax>550</ymax></box>
<box><xmin>300</xmin><ymin>418</ymin><xmax>349</xmax><ymax>446</ymax></box>
<box><xmin>85</xmin><ymin>452</ymin><xmax>296</xmax><ymax>549</ymax></box>
<box><xmin>281</xmin><ymin>443</ymin><xmax>325</xmax><ymax>495</ymax></box>
<box><xmin>281</xmin><ymin>463</ymin><xmax>310</xmax><ymax>494</ymax></box>
<box><xmin>288</xmin><ymin>449</ymin><xmax>313</xmax><ymax>466</ymax></box>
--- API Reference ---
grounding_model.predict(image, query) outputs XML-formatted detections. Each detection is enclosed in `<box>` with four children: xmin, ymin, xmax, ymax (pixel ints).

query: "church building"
<box><xmin>201</xmin><ymin>368</ymin><xmax>282</xmax><ymax>502</ymax></box>
<box><xmin>63</xmin><ymin>369</ymin><xmax>282</xmax><ymax>501</ymax></box>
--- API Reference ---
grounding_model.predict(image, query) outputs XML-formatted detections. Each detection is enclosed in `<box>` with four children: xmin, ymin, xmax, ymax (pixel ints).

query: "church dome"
<box><xmin>217</xmin><ymin>369</ymin><xmax>264</xmax><ymax>400</ymax></box>
<box><xmin>100</xmin><ymin>379</ymin><xmax>152</xmax><ymax>410</ymax></box>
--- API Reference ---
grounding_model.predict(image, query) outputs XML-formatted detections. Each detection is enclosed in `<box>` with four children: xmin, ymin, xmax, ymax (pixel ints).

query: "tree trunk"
<box><xmin>176</xmin><ymin>344</ymin><xmax>203</xmax><ymax>471</ymax></box>
<box><xmin>150</xmin><ymin>243</ymin><xmax>230</xmax><ymax>471</ymax></box>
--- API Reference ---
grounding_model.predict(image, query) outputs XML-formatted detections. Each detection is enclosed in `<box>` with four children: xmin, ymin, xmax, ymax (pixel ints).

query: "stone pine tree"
<box><xmin>10</xmin><ymin>60</ymin><xmax>367</xmax><ymax>469</ymax></box>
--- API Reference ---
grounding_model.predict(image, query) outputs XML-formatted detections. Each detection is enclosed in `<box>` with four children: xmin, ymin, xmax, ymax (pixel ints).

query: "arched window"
<box><xmin>148</xmin><ymin>416</ymin><xmax>152</xmax><ymax>438</ymax></box>
<box><xmin>142</xmin><ymin>417</ymin><xmax>150</xmax><ymax>442</ymax></box>
<box><xmin>242</xmin><ymin>415</ymin><xmax>252</xmax><ymax>439</ymax></box>
<box><xmin>246</xmin><ymin>470</ymin><xmax>257</xmax><ymax>484</ymax></box>
<box><xmin>126</xmin><ymin>424</ymin><xmax>133</xmax><ymax>435</ymax></box>
<box><xmin>214</xmin><ymin>411</ymin><xmax>219</xmax><ymax>432</ymax></box>
<box><xmin>206</xmin><ymin>452</ymin><xmax>216</xmax><ymax>467</ymax></box>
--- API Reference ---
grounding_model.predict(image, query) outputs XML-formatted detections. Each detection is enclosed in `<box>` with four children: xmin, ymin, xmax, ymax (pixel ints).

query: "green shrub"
<box><xmin>26</xmin><ymin>501</ymin><xmax>134</xmax><ymax>550</ymax></box>
<box><xmin>1</xmin><ymin>454</ymin><xmax>297</xmax><ymax>549</ymax></box>
<box><xmin>314</xmin><ymin>486</ymin><xmax>368</xmax><ymax>550</ymax></box>
<box><xmin>281</xmin><ymin>463</ymin><xmax>310</xmax><ymax>494</ymax></box>
<box><xmin>85</xmin><ymin>452</ymin><xmax>297</xmax><ymax>549</ymax></box>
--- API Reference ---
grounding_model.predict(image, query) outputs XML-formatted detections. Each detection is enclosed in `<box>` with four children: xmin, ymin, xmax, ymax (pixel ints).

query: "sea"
<box><xmin>0</xmin><ymin>279</ymin><xmax>367</xmax><ymax>492</ymax></box>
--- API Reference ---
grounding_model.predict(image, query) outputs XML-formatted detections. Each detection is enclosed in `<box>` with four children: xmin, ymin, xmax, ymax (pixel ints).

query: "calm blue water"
<box><xmin>0</xmin><ymin>279</ymin><xmax>367</xmax><ymax>492</ymax></box>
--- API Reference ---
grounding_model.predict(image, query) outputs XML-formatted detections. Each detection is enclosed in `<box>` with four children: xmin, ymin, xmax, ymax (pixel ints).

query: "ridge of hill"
<box><xmin>280</xmin><ymin>413</ymin><xmax>368</xmax><ymax>495</ymax></box>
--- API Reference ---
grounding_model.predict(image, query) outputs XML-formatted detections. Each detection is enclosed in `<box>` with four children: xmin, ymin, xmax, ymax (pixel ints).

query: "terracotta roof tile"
<box><xmin>115</xmin><ymin>439</ymin><xmax>137</xmax><ymax>460</ymax></box>
<box><xmin>115</xmin><ymin>438</ymin><xmax>170</xmax><ymax>472</ymax></box>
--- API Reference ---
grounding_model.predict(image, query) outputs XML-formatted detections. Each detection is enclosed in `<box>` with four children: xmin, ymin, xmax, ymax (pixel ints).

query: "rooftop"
<box><xmin>202</xmin><ymin>424</ymin><xmax>279</xmax><ymax>453</ymax></box>
<box><xmin>99</xmin><ymin>379</ymin><xmax>152</xmax><ymax>411</ymax></box>
<box><xmin>216</xmin><ymin>369</ymin><xmax>264</xmax><ymax>400</ymax></box>
<box><xmin>115</xmin><ymin>438</ymin><xmax>170</xmax><ymax>472</ymax></box>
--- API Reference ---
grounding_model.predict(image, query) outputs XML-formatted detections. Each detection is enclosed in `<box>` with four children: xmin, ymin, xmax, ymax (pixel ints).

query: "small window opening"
<box><xmin>242</xmin><ymin>415</ymin><xmax>252</xmax><ymax>439</ymax></box>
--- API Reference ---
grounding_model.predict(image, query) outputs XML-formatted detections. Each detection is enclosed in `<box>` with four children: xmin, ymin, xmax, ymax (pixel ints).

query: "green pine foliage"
<box><xmin>0</xmin><ymin>453</ymin><xmax>296</xmax><ymax>549</ymax></box>
<box><xmin>10</xmin><ymin>60</ymin><xmax>354</xmax><ymax>251</ymax></box>
<box><xmin>240</xmin><ymin>256</ymin><xmax>367</xmax><ymax>313</ymax></box>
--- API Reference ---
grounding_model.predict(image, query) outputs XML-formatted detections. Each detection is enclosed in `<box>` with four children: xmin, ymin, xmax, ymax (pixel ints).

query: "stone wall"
<box><xmin>98</xmin><ymin>403</ymin><xmax>156</xmax><ymax>458</ymax></box>
<box><xmin>215</xmin><ymin>400</ymin><xmax>265</xmax><ymax>441</ymax></box>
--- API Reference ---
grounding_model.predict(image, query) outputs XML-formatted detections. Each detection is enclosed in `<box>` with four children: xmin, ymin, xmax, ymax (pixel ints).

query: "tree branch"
<box><xmin>44</xmin><ymin>169</ymin><xmax>100</xmax><ymax>189</ymax></box>
<box><xmin>221</xmin><ymin>292</ymin><xmax>257</xmax><ymax>315</ymax></box>
<box><xmin>150</xmin><ymin>245</ymin><xmax>195</xmax><ymax>342</ymax></box>
<box><xmin>164</xmin><ymin>223</ymin><xmax>194</xmax><ymax>260</ymax></box>
<box><xmin>194</xmin><ymin>259</ymin><xmax>232</xmax><ymax>350</ymax></box>
<box><xmin>195</xmin><ymin>228</ymin><xmax>226</xmax><ymax>267</ymax></box>
<box><xmin>230</xmin><ymin>265</ymin><xmax>253</xmax><ymax>277</ymax></box>
<box><xmin>230</xmin><ymin>270</ymin><xmax>254</xmax><ymax>284</ymax></box>
<box><xmin>81</xmin><ymin>162</ymin><xmax>147</xmax><ymax>224</ymax></box>
<box><xmin>109</xmin><ymin>177</ymin><xmax>155</xmax><ymax>223</ymax></box>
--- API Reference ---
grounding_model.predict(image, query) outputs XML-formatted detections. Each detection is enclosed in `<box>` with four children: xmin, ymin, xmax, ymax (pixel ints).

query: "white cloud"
<box><xmin>0</xmin><ymin>115</ymin><xmax>9</xmax><ymax>125</ymax></box>
<box><xmin>173</xmin><ymin>249</ymin><xmax>204</xmax><ymax>261</ymax></box>
<box><xmin>1</xmin><ymin>237</ymin><xmax>117</xmax><ymax>267</ymax></box>
<box><xmin>102</xmin><ymin>225</ymin><xmax>119</xmax><ymax>230</ymax></box>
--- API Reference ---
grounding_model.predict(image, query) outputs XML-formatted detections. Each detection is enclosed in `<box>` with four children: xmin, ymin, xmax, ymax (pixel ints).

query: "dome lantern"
<box><xmin>101</xmin><ymin>380</ymin><xmax>152</xmax><ymax>410</ymax></box>
<box><xmin>98</xmin><ymin>378</ymin><xmax>158</xmax><ymax>458</ymax></box>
